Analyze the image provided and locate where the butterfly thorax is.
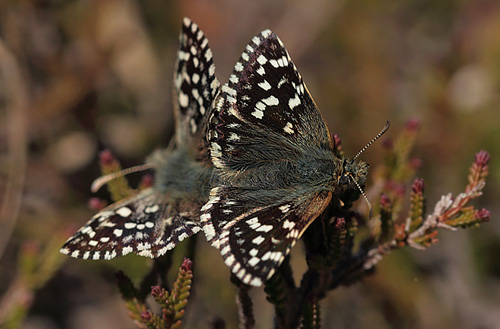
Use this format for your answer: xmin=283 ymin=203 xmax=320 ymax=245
xmin=148 ymin=147 xmax=213 ymax=202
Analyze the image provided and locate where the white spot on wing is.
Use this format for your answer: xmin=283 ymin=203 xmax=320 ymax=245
xmin=256 ymin=224 xmax=273 ymax=232
xmin=81 ymin=226 xmax=92 ymax=234
xmin=225 ymin=254 xmax=235 ymax=266
xmin=283 ymin=220 xmax=295 ymax=229
xmin=192 ymin=73 xmax=200 ymax=84
xmin=277 ymin=76 xmax=287 ymax=88
xmin=124 ymin=222 xmax=136 ymax=229
xmin=250 ymin=277 xmax=262 ymax=286
xmin=116 ymin=207 xmax=132 ymax=217
xmin=179 ymin=92 xmax=189 ymax=108
xmin=279 ymin=204 xmax=291 ymax=213
xmin=235 ymin=62 xmax=244 ymax=72
xmin=246 ymin=217 xmax=261 ymax=230
xmin=190 ymin=118 xmax=197 ymax=133
xmin=178 ymin=50 xmax=190 ymax=61
xmin=252 ymin=108 xmax=264 ymax=119
xmin=122 ymin=246 xmax=133 ymax=255
xmin=243 ymin=273 xmax=252 ymax=284
xmin=228 ymin=133 xmax=240 ymax=141
xmin=252 ymin=235 xmax=265 ymax=245
xmin=258 ymin=80 xmax=272 ymax=91
xmin=145 ymin=205 xmax=159 ymax=214
xmin=190 ymin=22 xmax=198 ymax=34
xmin=205 ymin=48 xmax=213 ymax=61
xmin=248 ymin=257 xmax=260 ymax=266
xmin=288 ymin=93 xmax=301 ymax=110
xmin=261 ymin=29 xmax=272 ymax=38
xmin=263 ymin=95 xmax=279 ymax=106
xmin=257 ymin=55 xmax=268 ymax=65
xmin=269 ymin=59 xmax=279 ymax=68
xmin=208 ymin=62 xmax=215 ymax=75
xmin=201 ymin=38 xmax=208 ymax=49
xmin=284 ymin=122 xmax=294 ymax=134
xmin=221 ymin=245 xmax=231 ymax=256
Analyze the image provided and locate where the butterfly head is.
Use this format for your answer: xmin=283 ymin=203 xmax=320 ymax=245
xmin=331 ymin=157 xmax=371 ymax=215
xmin=334 ymin=121 xmax=390 ymax=214
xmin=338 ymin=158 xmax=369 ymax=188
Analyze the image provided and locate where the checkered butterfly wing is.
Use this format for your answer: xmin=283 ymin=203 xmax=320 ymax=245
xmin=202 ymin=30 xmax=335 ymax=286
xmin=174 ymin=17 xmax=220 ymax=161
xmin=60 ymin=190 xmax=202 ymax=259
xmin=61 ymin=18 xmax=218 ymax=260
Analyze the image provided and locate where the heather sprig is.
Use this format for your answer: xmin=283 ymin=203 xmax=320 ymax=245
xmin=98 ymin=149 xmax=134 ymax=201
xmin=117 ymin=258 xmax=193 ymax=329
xmin=363 ymin=149 xmax=490 ymax=269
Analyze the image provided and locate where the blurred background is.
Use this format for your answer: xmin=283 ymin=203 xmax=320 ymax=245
xmin=0 ymin=0 xmax=499 ymax=328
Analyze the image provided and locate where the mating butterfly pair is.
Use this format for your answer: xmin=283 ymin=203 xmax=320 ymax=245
xmin=61 ymin=18 xmax=382 ymax=287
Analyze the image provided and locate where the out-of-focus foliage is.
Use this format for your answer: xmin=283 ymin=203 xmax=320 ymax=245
xmin=0 ymin=0 xmax=498 ymax=328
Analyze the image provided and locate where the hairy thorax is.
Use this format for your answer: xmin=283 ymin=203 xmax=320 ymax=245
xmin=216 ymin=147 xmax=338 ymax=195
xmin=147 ymin=148 xmax=213 ymax=202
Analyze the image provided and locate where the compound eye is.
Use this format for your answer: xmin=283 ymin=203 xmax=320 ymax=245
xmin=339 ymin=174 xmax=350 ymax=185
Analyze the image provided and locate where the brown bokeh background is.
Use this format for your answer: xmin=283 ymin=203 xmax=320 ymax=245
xmin=1 ymin=1 xmax=499 ymax=328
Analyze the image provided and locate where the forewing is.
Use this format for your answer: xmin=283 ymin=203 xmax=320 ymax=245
xmin=202 ymin=187 xmax=332 ymax=286
xmin=60 ymin=188 xmax=201 ymax=260
xmin=207 ymin=29 xmax=332 ymax=171
xmin=174 ymin=17 xmax=220 ymax=155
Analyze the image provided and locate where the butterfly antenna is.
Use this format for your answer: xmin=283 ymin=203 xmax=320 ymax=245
xmin=352 ymin=121 xmax=390 ymax=161
xmin=350 ymin=175 xmax=373 ymax=218
xmin=91 ymin=163 xmax=153 ymax=193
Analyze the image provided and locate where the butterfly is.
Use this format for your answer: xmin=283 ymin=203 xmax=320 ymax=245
xmin=200 ymin=29 xmax=388 ymax=286
xmin=60 ymin=18 xmax=220 ymax=260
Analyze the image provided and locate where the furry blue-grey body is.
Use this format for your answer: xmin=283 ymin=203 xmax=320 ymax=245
xmin=149 ymin=147 xmax=213 ymax=202
xmin=212 ymin=145 xmax=342 ymax=208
